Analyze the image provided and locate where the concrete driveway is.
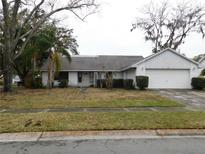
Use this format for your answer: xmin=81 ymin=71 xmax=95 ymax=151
xmin=158 ymin=89 xmax=205 ymax=110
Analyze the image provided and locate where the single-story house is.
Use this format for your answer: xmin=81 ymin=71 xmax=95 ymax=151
xmin=41 ymin=48 xmax=203 ymax=89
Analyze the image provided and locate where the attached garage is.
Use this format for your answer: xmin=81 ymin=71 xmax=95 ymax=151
xmin=130 ymin=48 xmax=201 ymax=89
xmin=146 ymin=69 xmax=190 ymax=89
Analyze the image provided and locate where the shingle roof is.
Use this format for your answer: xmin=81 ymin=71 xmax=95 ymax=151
xmin=41 ymin=55 xmax=144 ymax=71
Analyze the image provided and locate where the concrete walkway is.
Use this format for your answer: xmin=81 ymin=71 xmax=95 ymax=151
xmin=0 ymin=106 xmax=189 ymax=114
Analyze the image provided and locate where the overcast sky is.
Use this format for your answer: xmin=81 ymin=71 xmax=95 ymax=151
xmin=63 ymin=0 xmax=205 ymax=58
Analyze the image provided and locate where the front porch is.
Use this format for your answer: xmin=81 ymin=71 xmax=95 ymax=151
xmin=42 ymin=70 xmax=135 ymax=88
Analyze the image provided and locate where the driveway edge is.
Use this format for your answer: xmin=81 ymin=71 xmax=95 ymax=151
xmin=1 ymin=129 xmax=205 ymax=142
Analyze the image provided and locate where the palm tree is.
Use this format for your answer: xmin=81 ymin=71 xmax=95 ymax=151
xmin=44 ymin=25 xmax=78 ymax=89
xmin=47 ymin=47 xmax=71 ymax=89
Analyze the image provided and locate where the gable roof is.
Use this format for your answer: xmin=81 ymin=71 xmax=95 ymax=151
xmin=122 ymin=48 xmax=199 ymax=71
xmin=41 ymin=55 xmax=144 ymax=71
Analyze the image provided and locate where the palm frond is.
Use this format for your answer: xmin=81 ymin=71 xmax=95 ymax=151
xmin=59 ymin=48 xmax=71 ymax=62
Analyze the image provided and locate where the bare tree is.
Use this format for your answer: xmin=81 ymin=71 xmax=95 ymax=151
xmin=0 ymin=0 xmax=98 ymax=92
xmin=131 ymin=1 xmax=205 ymax=53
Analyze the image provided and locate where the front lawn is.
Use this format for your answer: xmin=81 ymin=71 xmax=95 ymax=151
xmin=0 ymin=111 xmax=205 ymax=133
xmin=0 ymin=88 xmax=182 ymax=109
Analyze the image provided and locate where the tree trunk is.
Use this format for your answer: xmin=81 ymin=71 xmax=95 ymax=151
xmin=3 ymin=40 xmax=13 ymax=92
xmin=3 ymin=56 xmax=13 ymax=92
xmin=47 ymin=55 xmax=53 ymax=89
xmin=2 ymin=16 xmax=13 ymax=92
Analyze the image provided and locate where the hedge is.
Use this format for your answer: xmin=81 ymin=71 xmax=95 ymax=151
xmin=113 ymin=79 xmax=124 ymax=88
xmin=96 ymin=79 xmax=106 ymax=88
xmin=59 ymin=79 xmax=68 ymax=88
xmin=96 ymin=79 xmax=134 ymax=89
xmin=201 ymin=69 xmax=205 ymax=76
xmin=32 ymin=77 xmax=43 ymax=89
xmin=191 ymin=77 xmax=205 ymax=90
xmin=136 ymin=76 xmax=149 ymax=90
xmin=123 ymin=79 xmax=134 ymax=89
xmin=0 ymin=79 xmax=3 ymax=86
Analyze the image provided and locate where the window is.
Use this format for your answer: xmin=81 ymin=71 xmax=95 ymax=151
xmin=89 ymin=72 xmax=94 ymax=84
xmin=54 ymin=72 xmax=68 ymax=81
xmin=78 ymin=72 xmax=82 ymax=83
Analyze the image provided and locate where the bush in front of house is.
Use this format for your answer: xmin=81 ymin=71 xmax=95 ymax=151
xmin=0 ymin=79 xmax=3 ymax=86
xmin=59 ymin=79 xmax=68 ymax=88
xmin=123 ymin=79 xmax=134 ymax=89
xmin=96 ymin=79 xmax=106 ymax=88
xmin=191 ymin=77 xmax=205 ymax=90
xmin=97 ymin=79 xmax=134 ymax=89
xmin=201 ymin=69 xmax=205 ymax=76
xmin=32 ymin=77 xmax=43 ymax=89
xmin=113 ymin=79 xmax=124 ymax=88
xmin=32 ymin=71 xmax=43 ymax=89
xmin=136 ymin=76 xmax=149 ymax=90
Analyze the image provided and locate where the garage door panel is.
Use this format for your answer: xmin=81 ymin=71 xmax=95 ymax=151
xmin=146 ymin=69 xmax=190 ymax=89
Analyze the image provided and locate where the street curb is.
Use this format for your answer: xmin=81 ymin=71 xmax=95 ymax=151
xmin=156 ymin=129 xmax=205 ymax=136
xmin=0 ymin=129 xmax=205 ymax=142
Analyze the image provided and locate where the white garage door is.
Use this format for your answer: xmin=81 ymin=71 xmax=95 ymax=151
xmin=146 ymin=69 xmax=190 ymax=89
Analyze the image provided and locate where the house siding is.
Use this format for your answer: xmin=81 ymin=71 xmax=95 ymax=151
xmin=68 ymin=72 xmax=78 ymax=87
xmin=135 ymin=50 xmax=200 ymax=76
xmin=42 ymin=72 xmax=48 ymax=86
xmin=113 ymin=72 xmax=123 ymax=79
xmin=134 ymin=50 xmax=197 ymax=69
xmin=123 ymin=69 xmax=136 ymax=86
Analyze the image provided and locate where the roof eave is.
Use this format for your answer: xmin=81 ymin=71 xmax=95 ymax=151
xmin=41 ymin=69 xmax=122 ymax=72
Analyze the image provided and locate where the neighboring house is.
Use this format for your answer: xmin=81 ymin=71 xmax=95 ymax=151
xmin=12 ymin=75 xmax=21 ymax=84
xmin=41 ymin=48 xmax=201 ymax=89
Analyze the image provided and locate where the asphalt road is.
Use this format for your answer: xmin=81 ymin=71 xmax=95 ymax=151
xmin=0 ymin=136 xmax=205 ymax=154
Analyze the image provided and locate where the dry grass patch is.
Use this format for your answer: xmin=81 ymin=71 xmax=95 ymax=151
xmin=0 ymin=88 xmax=182 ymax=109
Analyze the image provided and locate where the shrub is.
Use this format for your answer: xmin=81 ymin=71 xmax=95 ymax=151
xmin=113 ymin=79 xmax=124 ymax=88
xmin=96 ymin=79 xmax=106 ymax=88
xmin=191 ymin=77 xmax=205 ymax=90
xmin=24 ymin=73 xmax=33 ymax=88
xmin=97 ymin=79 xmax=133 ymax=89
xmin=201 ymin=69 xmax=205 ymax=76
xmin=123 ymin=79 xmax=134 ymax=89
xmin=32 ymin=72 xmax=43 ymax=89
xmin=136 ymin=76 xmax=149 ymax=90
xmin=59 ymin=79 xmax=68 ymax=88
xmin=32 ymin=77 xmax=43 ymax=89
xmin=0 ymin=79 xmax=3 ymax=86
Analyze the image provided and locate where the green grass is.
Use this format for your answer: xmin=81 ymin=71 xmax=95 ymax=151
xmin=0 ymin=88 xmax=182 ymax=109
xmin=0 ymin=111 xmax=205 ymax=133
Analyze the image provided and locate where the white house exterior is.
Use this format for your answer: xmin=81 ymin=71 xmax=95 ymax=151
xmin=41 ymin=48 xmax=202 ymax=89
xmin=125 ymin=48 xmax=200 ymax=89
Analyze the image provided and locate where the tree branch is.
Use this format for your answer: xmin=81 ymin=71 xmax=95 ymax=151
xmin=14 ymin=0 xmax=98 ymax=59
